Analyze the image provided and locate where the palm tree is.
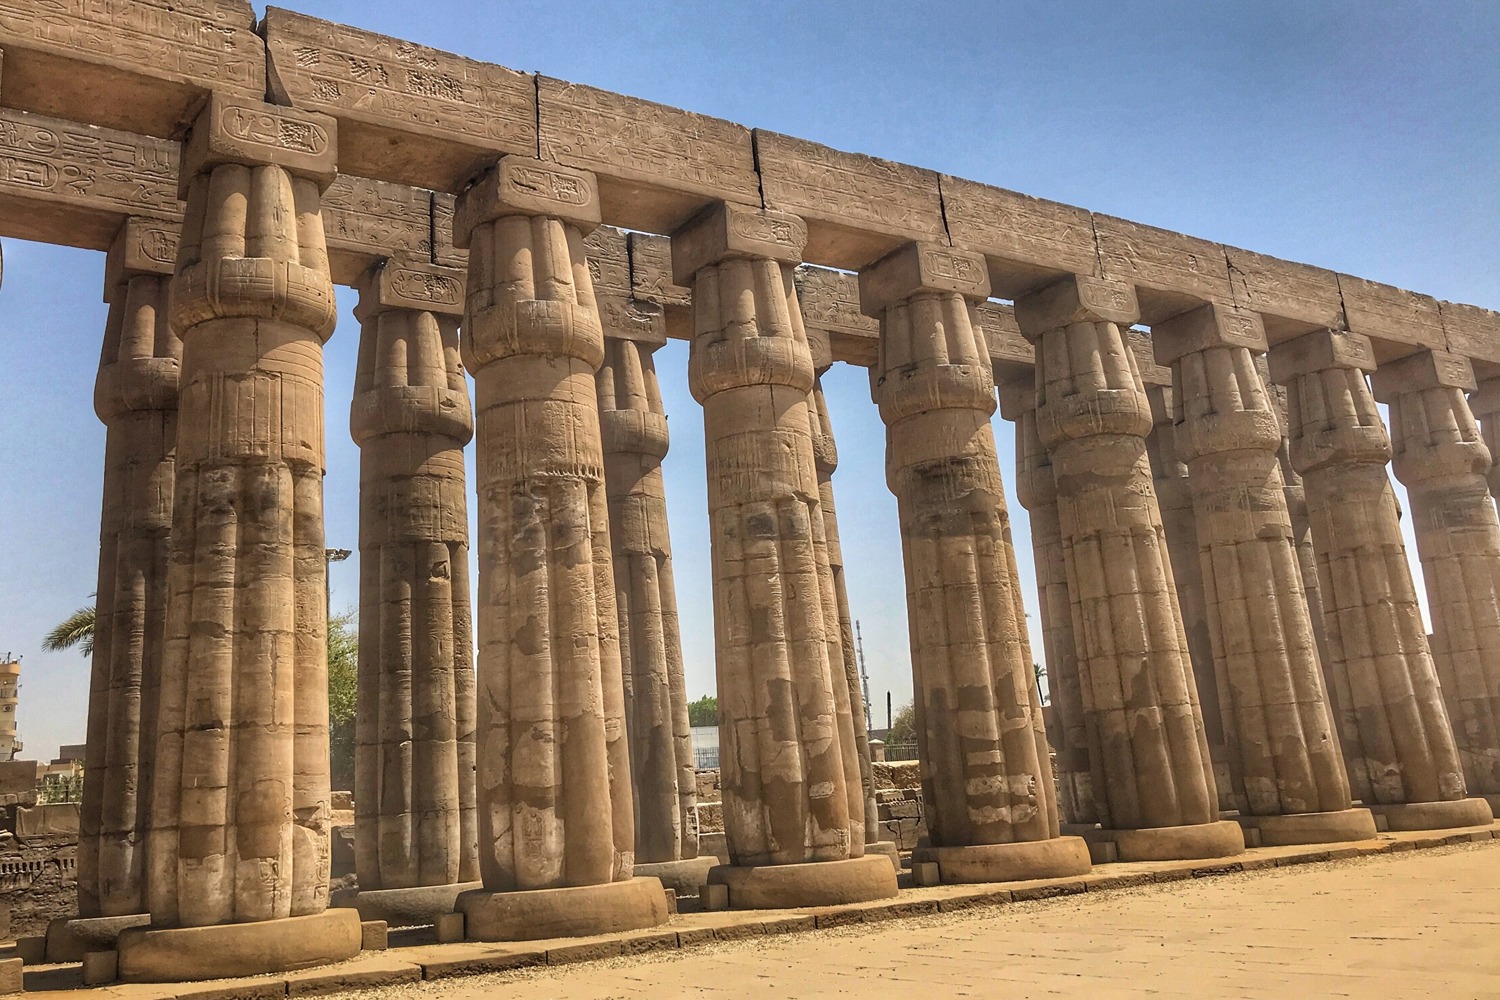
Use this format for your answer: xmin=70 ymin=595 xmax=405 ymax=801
xmin=43 ymin=600 xmax=96 ymax=658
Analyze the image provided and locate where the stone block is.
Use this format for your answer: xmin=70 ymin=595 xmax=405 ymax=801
xmin=857 ymin=242 xmax=990 ymax=316
xmin=1338 ymin=273 xmax=1445 ymax=355
xmin=795 ymin=265 xmax=879 ymax=368
xmin=14 ymin=802 xmax=78 ymax=839
xmin=285 ymin=955 xmax=423 ymax=996
xmin=0 ymin=762 xmax=36 ymax=798
xmin=633 ymin=856 xmax=717 ymax=898
xmin=103 ymin=217 xmax=179 ymax=299
xmin=629 ymin=233 xmax=692 ymax=310
xmin=453 ymin=157 xmax=600 ymax=247
xmin=978 ymin=301 xmax=1034 ymax=371
xmin=457 ymin=878 xmax=669 ymax=943
xmin=0 ymin=957 xmax=19 ymax=996
xmin=1224 ymin=245 xmax=1344 ymax=338
xmin=323 ymin=176 xmax=438 ymax=286
xmin=1440 ymin=300 xmax=1500 ymax=366
xmin=940 ymin=175 xmax=1099 ymax=299
xmin=45 ymin=913 xmax=150 ymax=962
xmin=538 ymin=76 xmax=758 ymax=234
xmin=755 ymin=129 xmax=945 ymax=269
xmin=369 ymin=259 xmax=466 ymax=316
xmin=547 ymin=939 xmax=623 ymax=964
xmin=1267 ymin=328 xmax=1376 ymax=383
xmin=13 ymin=937 xmax=43 ymax=965
xmin=1151 ymin=301 xmax=1268 ymax=367
xmin=670 ymin=202 xmax=807 ymax=285
xmin=179 ymin=94 xmax=339 ymax=198
xmin=263 ymin=6 xmax=536 ymax=191
xmin=1094 ymin=214 xmax=1232 ymax=323
xmin=433 ymin=912 xmax=464 ymax=944
xmin=700 ymin=883 xmax=729 ymax=911
xmin=1370 ymin=349 xmax=1476 ymax=401
xmin=360 ymin=920 xmax=387 ymax=951
xmin=116 ymin=909 xmax=363 ymax=984
xmin=81 ymin=949 xmax=117 ymax=986
xmin=912 ymin=861 xmax=940 ymax=887
xmin=1014 ymin=275 xmax=1139 ymax=338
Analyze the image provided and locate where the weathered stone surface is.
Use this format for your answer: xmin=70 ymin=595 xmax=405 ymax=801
xmin=457 ymin=878 xmax=668 ymax=943
xmin=1373 ymin=350 xmax=1500 ymax=800
xmin=148 ymin=97 xmax=338 ymax=928
xmin=330 ymin=881 xmax=481 ymax=928
xmin=1269 ymin=329 xmax=1469 ymax=810
xmin=538 ymin=76 xmax=757 ymax=234
xmin=1441 ymin=300 xmax=1500 ymax=366
xmin=1110 ymin=820 xmax=1246 ymax=863
xmin=1224 ymin=245 xmax=1344 ymax=340
xmin=1245 ymin=808 xmax=1377 ymax=847
xmin=178 ymin=93 xmax=337 ymax=199
xmin=263 ymin=6 xmax=536 ymax=191
xmin=1338 ymin=274 xmax=1445 ymax=357
xmin=796 ymin=266 xmax=879 ymax=367
xmin=44 ymin=913 xmax=150 ymax=963
xmin=670 ymin=200 xmax=805 ymax=286
xmin=322 ymin=176 xmax=437 ymax=285
xmin=0 ymin=0 xmax=264 ymax=138
xmin=117 ymin=909 xmax=362 ymax=983
xmin=754 ymin=130 xmax=944 ymax=270
xmin=706 ymin=855 xmax=897 ymax=910
xmin=1094 ymin=215 xmax=1232 ymax=324
xmin=940 ymin=176 xmax=1098 ymax=299
xmin=453 ymin=156 xmax=600 ymax=247
xmin=351 ymin=258 xmax=478 ymax=895
xmin=912 ymin=837 xmax=1091 ymax=885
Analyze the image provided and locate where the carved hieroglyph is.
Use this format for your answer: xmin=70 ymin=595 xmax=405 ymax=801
xmin=350 ymin=258 xmax=478 ymax=891
xmin=147 ymin=97 xmax=339 ymax=926
xmin=864 ymin=242 xmax=1059 ymax=848
xmin=1269 ymin=329 xmax=1468 ymax=807
xmin=80 ymin=217 xmax=181 ymax=919
xmin=1154 ymin=304 xmax=1352 ymax=819
xmin=1375 ymin=351 xmax=1500 ymax=801
xmin=1014 ymin=275 xmax=1220 ymax=832
xmin=597 ymin=322 xmax=699 ymax=865
xmin=672 ymin=201 xmax=864 ymax=866
xmin=457 ymin=157 xmax=635 ymax=889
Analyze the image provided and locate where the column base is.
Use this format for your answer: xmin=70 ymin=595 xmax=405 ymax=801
xmin=45 ymin=913 xmax=151 ymax=962
xmin=708 ymin=854 xmax=900 ymax=910
xmin=1237 ymin=808 xmax=1378 ymax=847
xmin=1367 ymin=797 xmax=1494 ymax=832
xmin=1103 ymin=820 xmax=1246 ymax=863
xmin=633 ymin=857 xmax=717 ymax=897
xmin=863 ymin=840 xmax=903 ymax=871
xmin=1480 ymin=793 xmax=1500 ymax=816
xmin=116 ymin=909 xmax=362 ymax=983
xmin=912 ymin=836 xmax=1091 ymax=885
xmin=330 ymin=881 xmax=483 ymax=927
xmin=457 ymin=877 xmax=669 ymax=943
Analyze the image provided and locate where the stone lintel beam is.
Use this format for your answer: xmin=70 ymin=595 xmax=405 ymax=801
xmin=670 ymin=202 xmax=807 ymax=287
xmin=1370 ymin=349 xmax=1477 ymax=403
xmin=856 ymin=241 xmax=990 ymax=317
xmin=1267 ymin=328 xmax=1377 ymax=385
xmin=1442 ymin=301 xmax=1500 ymax=369
xmin=1151 ymin=302 xmax=1268 ymax=369
xmin=1014 ymin=275 xmax=1140 ymax=342
xmin=178 ymin=94 xmax=339 ymax=200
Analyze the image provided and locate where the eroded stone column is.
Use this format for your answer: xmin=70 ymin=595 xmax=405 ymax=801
xmin=1268 ymin=329 xmax=1491 ymax=831
xmin=341 ymin=258 xmax=480 ymax=924
xmin=79 ymin=219 xmax=180 ymax=926
xmin=1373 ymin=350 xmax=1500 ymax=811
xmin=997 ymin=379 xmax=1097 ymax=825
xmin=128 ymin=97 xmax=361 ymax=983
xmin=862 ymin=243 xmax=1088 ymax=883
xmin=1471 ymin=376 xmax=1500 ymax=518
xmin=1013 ymin=275 xmax=1243 ymax=862
xmin=454 ymin=157 xmax=667 ymax=940
xmin=670 ymin=202 xmax=897 ymax=907
xmin=596 ymin=311 xmax=711 ymax=893
xmin=1154 ymin=304 xmax=1372 ymax=845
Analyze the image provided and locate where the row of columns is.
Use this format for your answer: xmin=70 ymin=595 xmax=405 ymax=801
xmin=69 ymin=93 xmax=1500 ymax=980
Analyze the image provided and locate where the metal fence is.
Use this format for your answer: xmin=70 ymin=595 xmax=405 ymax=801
xmin=882 ymin=741 xmax=919 ymax=762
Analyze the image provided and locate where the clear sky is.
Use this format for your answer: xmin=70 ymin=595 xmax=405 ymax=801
xmin=1 ymin=0 xmax=1496 ymax=761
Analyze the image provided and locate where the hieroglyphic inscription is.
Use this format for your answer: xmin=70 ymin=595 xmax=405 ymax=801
xmin=1224 ymin=245 xmax=1343 ymax=335
xmin=585 ymin=226 xmax=664 ymax=345
xmin=1440 ymin=301 xmax=1500 ymax=367
xmin=322 ymin=174 xmax=436 ymax=284
xmin=104 ymin=215 xmax=179 ymax=297
xmin=627 ymin=233 xmax=689 ymax=309
xmin=182 ymin=96 xmax=337 ymax=195
xmin=585 ymin=226 xmax=632 ymax=300
xmin=1095 ymin=215 xmax=1232 ymax=316
xmin=976 ymin=301 xmax=1032 ymax=370
xmin=1337 ymin=274 xmax=1445 ymax=350
xmin=376 ymin=259 xmax=464 ymax=315
xmin=796 ymin=265 xmax=877 ymax=368
xmin=941 ymin=176 xmax=1097 ymax=297
xmin=1127 ymin=327 xmax=1172 ymax=387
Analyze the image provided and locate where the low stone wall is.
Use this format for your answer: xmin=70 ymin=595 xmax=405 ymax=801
xmin=694 ymin=765 xmax=930 ymax=852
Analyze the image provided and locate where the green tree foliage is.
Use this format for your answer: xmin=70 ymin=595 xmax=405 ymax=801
xmin=327 ymin=609 xmax=358 ymax=791
xmin=42 ymin=602 xmax=96 ymax=658
xmin=887 ymin=700 xmax=917 ymax=744
xmin=687 ymin=694 xmax=718 ymax=727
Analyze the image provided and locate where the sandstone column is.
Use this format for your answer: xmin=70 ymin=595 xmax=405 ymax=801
xmin=453 ymin=157 xmax=667 ymax=940
xmin=1268 ymin=328 xmax=1491 ymax=830
xmin=670 ymin=201 xmax=898 ymax=908
xmin=996 ymin=380 xmax=1097 ymax=825
xmin=340 ymin=258 xmax=480 ymax=926
xmin=79 ymin=219 xmax=180 ymax=926
xmin=862 ymin=243 xmax=1089 ymax=883
xmin=596 ymin=311 xmax=713 ymax=895
xmin=1154 ymin=304 xmax=1374 ymax=845
xmin=125 ymin=97 xmax=361 ymax=983
xmin=1013 ymin=275 xmax=1243 ymax=862
xmin=1470 ymin=376 xmax=1500 ymax=520
xmin=1373 ymin=349 xmax=1500 ymax=812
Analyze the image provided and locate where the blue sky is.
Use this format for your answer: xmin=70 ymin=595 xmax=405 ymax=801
xmin=1 ymin=0 xmax=1496 ymax=760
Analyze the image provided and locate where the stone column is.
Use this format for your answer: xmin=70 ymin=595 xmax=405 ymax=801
xmin=453 ymin=157 xmax=668 ymax=941
xmin=670 ymin=201 xmax=898 ymax=908
xmin=1013 ymin=275 xmax=1243 ymax=862
xmin=997 ymin=380 xmax=1097 ymax=825
xmin=125 ymin=97 xmax=361 ymax=984
xmin=596 ymin=312 xmax=713 ymax=895
xmin=1154 ymin=304 xmax=1373 ymax=845
xmin=1470 ymin=376 xmax=1500 ymax=518
xmin=1268 ymin=329 xmax=1491 ymax=830
xmin=339 ymin=258 xmax=480 ymax=926
xmin=1373 ymin=349 xmax=1500 ymax=812
xmin=1144 ymin=383 xmax=1236 ymax=813
xmin=78 ymin=219 xmax=180 ymax=927
xmin=862 ymin=243 xmax=1089 ymax=883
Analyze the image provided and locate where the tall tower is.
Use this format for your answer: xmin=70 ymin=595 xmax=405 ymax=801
xmin=0 ymin=656 xmax=21 ymax=761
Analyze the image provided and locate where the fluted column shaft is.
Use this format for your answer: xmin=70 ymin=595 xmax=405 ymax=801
xmin=147 ymin=99 xmax=338 ymax=927
xmin=672 ymin=202 xmax=862 ymax=866
xmin=457 ymin=158 xmax=633 ymax=890
xmin=1375 ymin=350 xmax=1500 ymax=800
xmin=863 ymin=243 xmax=1057 ymax=847
xmin=598 ymin=327 xmax=699 ymax=864
xmin=82 ymin=219 xmax=180 ymax=918
xmin=351 ymin=260 xmax=478 ymax=891
xmin=1269 ymin=329 xmax=1466 ymax=806
xmin=1156 ymin=304 xmax=1350 ymax=818
xmin=1015 ymin=276 xmax=1219 ymax=831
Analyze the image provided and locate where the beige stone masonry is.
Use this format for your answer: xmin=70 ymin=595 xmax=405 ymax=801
xmin=1336 ymin=275 xmax=1445 ymax=360
xmin=1224 ymin=245 xmax=1344 ymax=340
xmin=939 ymin=176 xmax=1098 ymax=300
xmin=1440 ymin=300 xmax=1500 ymax=367
xmin=350 ymin=257 xmax=479 ymax=893
xmin=1470 ymin=375 xmax=1500 ymax=509
xmin=1268 ymin=329 xmax=1473 ymax=813
xmin=1014 ymin=275 xmax=1226 ymax=841
xmin=1094 ymin=215 xmax=1233 ymax=324
xmin=1154 ymin=303 xmax=1355 ymax=823
xmin=81 ymin=217 xmax=181 ymax=920
xmin=865 ymin=241 xmax=1076 ymax=879
xmin=457 ymin=155 xmax=639 ymax=893
xmin=147 ymin=96 xmax=339 ymax=929
xmin=1372 ymin=350 xmax=1500 ymax=802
